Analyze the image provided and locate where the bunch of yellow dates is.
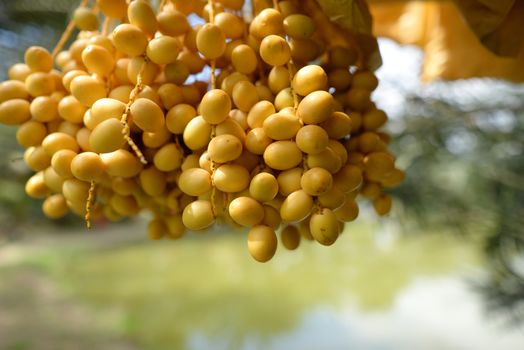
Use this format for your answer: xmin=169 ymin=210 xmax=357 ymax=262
xmin=0 ymin=0 xmax=404 ymax=262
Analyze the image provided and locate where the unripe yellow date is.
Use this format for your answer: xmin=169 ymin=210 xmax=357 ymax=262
xmin=247 ymin=225 xmax=277 ymax=262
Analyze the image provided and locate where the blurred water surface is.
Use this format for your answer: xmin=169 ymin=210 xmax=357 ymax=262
xmin=3 ymin=220 xmax=522 ymax=350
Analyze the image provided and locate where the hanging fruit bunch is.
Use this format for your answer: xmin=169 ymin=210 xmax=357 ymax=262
xmin=0 ymin=0 xmax=404 ymax=262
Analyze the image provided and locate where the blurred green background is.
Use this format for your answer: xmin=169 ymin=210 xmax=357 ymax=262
xmin=0 ymin=1 xmax=523 ymax=350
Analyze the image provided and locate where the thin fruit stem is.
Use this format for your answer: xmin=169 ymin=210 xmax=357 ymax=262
xmin=85 ymin=181 xmax=96 ymax=229
xmin=208 ymin=0 xmax=219 ymax=215
xmin=208 ymin=0 xmax=216 ymax=23
xmin=271 ymin=0 xmax=299 ymax=108
xmin=287 ymin=61 xmax=300 ymax=109
xmin=208 ymin=0 xmax=217 ymax=89
xmin=101 ymin=16 xmax=111 ymax=36
xmin=52 ymin=0 xmax=90 ymax=58
xmin=120 ymin=56 xmax=148 ymax=164
xmin=210 ymin=125 xmax=218 ymax=215
xmin=210 ymin=59 xmax=217 ymax=90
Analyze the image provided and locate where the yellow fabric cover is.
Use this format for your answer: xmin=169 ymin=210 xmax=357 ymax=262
xmin=369 ymin=0 xmax=524 ymax=81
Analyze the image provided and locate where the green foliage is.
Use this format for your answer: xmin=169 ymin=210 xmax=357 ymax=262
xmin=387 ymin=80 xmax=524 ymax=319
